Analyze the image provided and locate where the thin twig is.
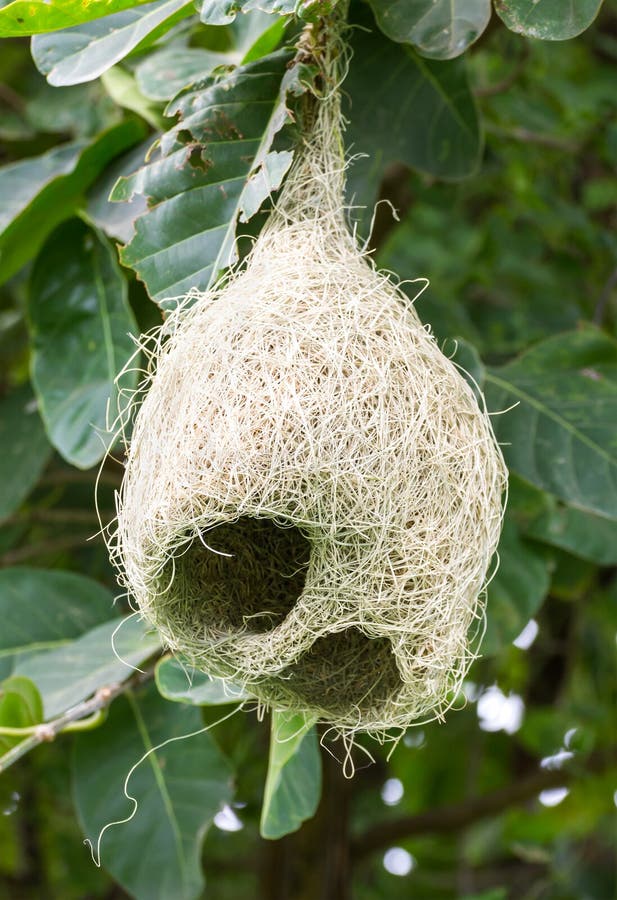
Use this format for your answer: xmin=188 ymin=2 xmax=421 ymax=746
xmin=0 ymin=670 xmax=154 ymax=773
xmin=351 ymin=758 xmax=605 ymax=860
xmin=485 ymin=124 xmax=579 ymax=153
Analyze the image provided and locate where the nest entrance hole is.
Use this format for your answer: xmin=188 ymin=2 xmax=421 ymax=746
xmin=170 ymin=517 xmax=311 ymax=636
xmin=275 ymin=627 xmax=404 ymax=718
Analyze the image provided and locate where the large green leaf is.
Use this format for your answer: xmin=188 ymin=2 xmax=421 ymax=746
xmin=368 ymin=0 xmax=491 ymax=59
xmin=0 ymin=120 xmax=144 ymax=284
xmin=0 ymin=676 xmax=43 ymax=755
xmin=101 ymin=66 xmax=166 ymax=130
xmin=155 ymin=656 xmax=248 ymax=705
xmin=112 ymin=49 xmax=296 ymax=305
xmin=485 ymin=329 xmax=617 ymax=521
xmin=260 ymin=710 xmax=321 ymax=840
xmin=345 ymin=7 xmax=482 ymax=215
xmin=0 ymin=385 xmax=52 ymax=522
xmin=199 ymin=0 xmax=295 ymax=26
xmin=481 ymin=520 xmax=550 ymax=655
xmin=0 ymin=567 xmax=114 ymax=658
xmin=31 ymin=0 xmax=193 ymax=87
xmin=14 ymin=615 xmax=161 ymax=718
xmin=526 ymin=502 xmax=617 ymax=567
xmin=494 ymin=0 xmax=604 ymax=40
xmin=0 ymin=0 xmax=164 ymax=36
xmin=135 ymin=46 xmax=231 ymax=101
xmin=28 ymin=219 xmax=138 ymax=469
xmin=73 ymin=684 xmax=233 ymax=900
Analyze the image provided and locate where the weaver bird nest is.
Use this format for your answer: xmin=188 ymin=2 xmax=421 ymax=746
xmin=111 ymin=23 xmax=507 ymax=737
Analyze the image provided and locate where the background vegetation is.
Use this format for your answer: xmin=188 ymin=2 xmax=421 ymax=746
xmin=0 ymin=1 xmax=615 ymax=898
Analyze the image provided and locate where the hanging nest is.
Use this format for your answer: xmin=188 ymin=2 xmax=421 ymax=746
xmin=111 ymin=18 xmax=507 ymax=737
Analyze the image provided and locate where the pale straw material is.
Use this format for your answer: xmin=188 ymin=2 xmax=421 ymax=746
xmin=110 ymin=21 xmax=507 ymax=737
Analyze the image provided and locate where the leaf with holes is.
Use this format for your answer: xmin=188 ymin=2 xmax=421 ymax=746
xmin=112 ymin=49 xmax=300 ymax=306
xmin=31 ymin=0 xmax=194 ymax=87
xmin=367 ymin=0 xmax=491 ymax=59
xmin=494 ymin=0 xmax=604 ymax=41
xmin=485 ymin=328 xmax=617 ymax=521
xmin=260 ymin=710 xmax=322 ymax=840
xmin=28 ymin=219 xmax=138 ymax=469
xmin=73 ymin=683 xmax=234 ymax=900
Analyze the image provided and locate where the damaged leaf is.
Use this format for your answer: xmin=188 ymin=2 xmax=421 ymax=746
xmin=111 ymin=49 xmax=306 ymax=306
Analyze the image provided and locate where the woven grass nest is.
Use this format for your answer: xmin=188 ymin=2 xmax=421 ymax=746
xmin=111 ymin=23 xmax=507 ymax=737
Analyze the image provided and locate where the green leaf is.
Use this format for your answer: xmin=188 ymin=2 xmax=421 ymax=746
xmin=135 ymin=46 xmax=231 ymax=100
xmin=0 ymin=120 xmax=144 ymax=284
xmin=239 ymin=12 xmax=287 ymax=62
xmin=494 ymin=0 xmax=604 ymax=41
xmin=31 ymin=0 xmax=194 ymax=87
xmin=0 ymin=676 xmax=42 ymax=725
xmin=485 ymin=328 xmax=617 ymax=521
xmin=24 ymin=81 xmax=119 ymax=139
xmin=73 ymin=684 xmax=233 ymax=900
xmin=101 ymin=66 xmax=166 ymax=129
xmin=0 ymin=386 xmax=52 ymax=522
xmin=481 ymin=520 xmax=550 ymax=655
xmin=367 ymin=0 xmax=491 ymax=60
xmin=199 ymin=0 xmax=295 ymax=26
xmin=345 ymin=7 xmax=482 ymax=215
xmin=14 ymin=615 xmax=161 ymax=718
xmin=155 ymin=656 xmax=248 ymax=705
xmin=28 ymin=219 xmax=138 ymax=469
xmin=113 ymin=49 xmax=296 ymax=305
xmin=0 ymin=675 xmax=43 ymax=728
xmin=526 ymin=502 xmax=617 ymax=566
xmin=0 ymin=0 xmax=158 ymax=36
xmin=0 ymin=675 xmax=43 ymax=754
xmin=260 ymin=710 xmax=321 ymax=840
xmin=0 ymin=567 xmax=114 ymax=658
xmin=85 ymin=139 xmax=152 ymax=243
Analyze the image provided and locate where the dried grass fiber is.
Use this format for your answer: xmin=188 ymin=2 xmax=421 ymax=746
xmin=111 ymin=22 xmax=507 ymax=736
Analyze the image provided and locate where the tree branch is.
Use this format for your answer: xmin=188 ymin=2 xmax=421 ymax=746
xmin=351 ymin=760 xmax=601 ymax=860
xmin=485 ymin=124 xmax=578 ymax=153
